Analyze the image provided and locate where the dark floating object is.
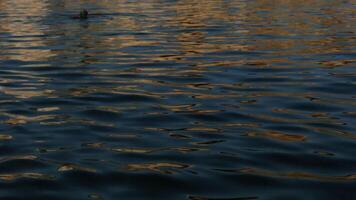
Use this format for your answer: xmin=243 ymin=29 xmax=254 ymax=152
xmin=80 ymin=9 xmax=88 ymax=19
xmin=70 ymin=9 xmax=117 ymax=20
xmin=72 ymin=9 xmax=89 ymax=19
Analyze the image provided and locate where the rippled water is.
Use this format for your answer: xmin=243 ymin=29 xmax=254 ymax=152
xmin=0 ymin=0 xmax=355 ymax=199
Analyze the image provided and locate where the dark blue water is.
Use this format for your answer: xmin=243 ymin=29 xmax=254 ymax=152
xmin=0 ymin=0 xmax=355 ymax=199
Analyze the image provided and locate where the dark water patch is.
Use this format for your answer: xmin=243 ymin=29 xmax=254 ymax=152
xmin=0 ymin=157 xmax=48 ymax=173
xmin=288 ymin=102 xmax=344 ymax=112
xmin=80 ymin=109 xmax=122 ymax=122
xmin=183 ymin=113 xmax=226 ymax=122
xmin=188 ymin=196 xmax=258 ymax=200
xmin=75 ymin=93 xmax=159 ymax=103
xmin=309 ymin=82 xmax=356 ymax=94
xmin=24 ymin=66 xmax=74 ymax=72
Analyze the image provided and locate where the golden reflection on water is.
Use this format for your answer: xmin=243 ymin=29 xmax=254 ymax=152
xmin=0 ymin=155 xmax=37 ymax=163
xmin=243 ymin=0 xmax=355 ymax=56
xmin=240 ymin=167 xmax=356 ymax=182
xmin=2 ymin=112 xmax=59 ymax=125
xmin=0 ymin=172 xmax=54 ymax=181
xmin=58 ymin=163 xmax=96 ymax=173
xmin=0 ymin=0 xmax=353 ymax=65
xmin=126 ymin=162 xmax=190 ymax=174
xmin=0 ymin=0 xmax=54 ymax=62
xmin=0 ymin=134 xmax=13 ymax=140
xmin=0 ymin=0 xmax=353 ymax=133
xmin=246 ymin=131 xmax=306 ymax=142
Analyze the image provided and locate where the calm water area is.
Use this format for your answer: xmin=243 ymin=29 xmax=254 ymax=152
xmin=0 ymin=0 xmax=355 ymax=199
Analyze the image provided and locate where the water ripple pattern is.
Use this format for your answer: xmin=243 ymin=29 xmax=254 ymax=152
xmin=0 ymin=0 xmax=355 ymax=199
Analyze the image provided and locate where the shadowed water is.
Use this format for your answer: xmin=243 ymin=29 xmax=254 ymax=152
xmin=0 ymin=0 xmax=355 ymax=199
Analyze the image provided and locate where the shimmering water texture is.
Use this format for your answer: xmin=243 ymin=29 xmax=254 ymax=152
xmin=0 ymin=0 xmax=355 ymax=199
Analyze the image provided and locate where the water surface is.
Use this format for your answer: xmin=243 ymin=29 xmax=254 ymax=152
xmin=0 ymin=0 xmax=355 ymax=199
